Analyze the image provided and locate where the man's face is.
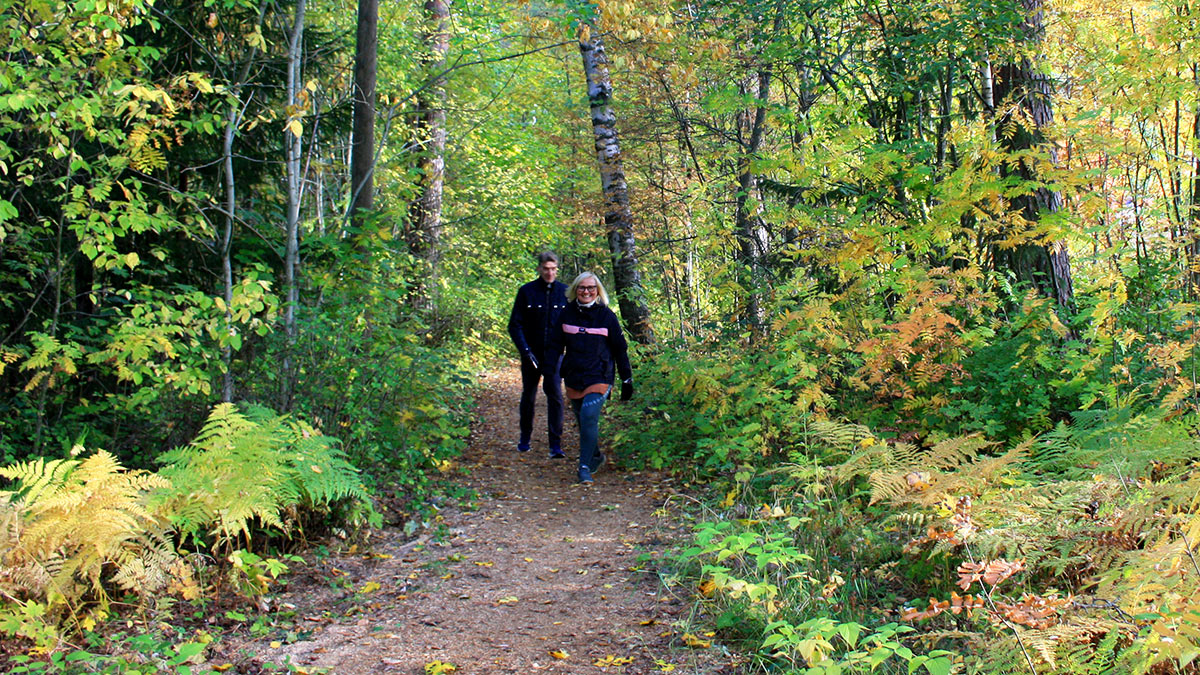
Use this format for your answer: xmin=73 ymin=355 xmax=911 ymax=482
xmin=538 ymin=261 xmax=558 ymax=283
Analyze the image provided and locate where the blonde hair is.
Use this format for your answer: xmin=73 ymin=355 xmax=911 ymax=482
xmin=567 ymin=271 xmax=609 ymax=306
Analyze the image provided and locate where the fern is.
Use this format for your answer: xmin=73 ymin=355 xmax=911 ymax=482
xmin=0 ymin=450 xmax=182 ymax=615
xmin=153 ymin=402 xmax=371 ymax=548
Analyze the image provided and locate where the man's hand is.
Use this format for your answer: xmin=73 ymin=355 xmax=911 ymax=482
xmin=524 ymin=352 xmax=540 ymax=371
xmin=620 ymin=378 xmax=633 ymax=401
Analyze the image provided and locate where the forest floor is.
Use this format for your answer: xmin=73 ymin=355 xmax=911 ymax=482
xmin=212 ymin=364 xmax=741 ymax=675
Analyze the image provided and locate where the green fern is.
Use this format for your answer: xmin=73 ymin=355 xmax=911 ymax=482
xmin=153 ymin=403 xmax=371 ymax=548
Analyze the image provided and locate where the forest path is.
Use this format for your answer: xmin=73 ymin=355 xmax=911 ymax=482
xmin=223 ymin=364 xmax=736 ymax=675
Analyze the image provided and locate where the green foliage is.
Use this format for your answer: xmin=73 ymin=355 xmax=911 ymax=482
xmin=154 ymin=402 xmax=375 ymax=547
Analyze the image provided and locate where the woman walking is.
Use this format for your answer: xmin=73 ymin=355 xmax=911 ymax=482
xmin=547 ymin=272 xmax=633 ymax=484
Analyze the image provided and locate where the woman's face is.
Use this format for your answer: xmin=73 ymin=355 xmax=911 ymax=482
xmin=538 ymin=261 xmax=559 ymax=283
xmin=575 ymin=279 xmax=600 ymax=303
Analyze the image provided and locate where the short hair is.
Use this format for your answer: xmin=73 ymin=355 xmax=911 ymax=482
xmin=567 ymin=271 xmax=609 ymax=306
xmin=537 ymin=251 xmax=559 ymax=265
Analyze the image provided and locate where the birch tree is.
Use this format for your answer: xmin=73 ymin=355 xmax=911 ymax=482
xmin=282 ymin=0 xmax=306 ymax=409
xmin=579 ymin=26 xmax=654 ymax=344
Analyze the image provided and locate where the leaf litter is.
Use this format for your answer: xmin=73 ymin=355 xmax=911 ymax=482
xmin=209 ymin=364 xmax=739 ymax=674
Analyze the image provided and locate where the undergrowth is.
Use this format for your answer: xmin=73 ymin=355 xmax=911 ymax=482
xmin=617 ymin=329 xmax=1200 ymax=674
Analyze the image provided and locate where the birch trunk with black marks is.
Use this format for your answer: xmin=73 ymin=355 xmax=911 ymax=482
xmin=735 ymin=68 xmax=771 ymax=335
xmin=579 ymin=28 xmax=654 ymax=344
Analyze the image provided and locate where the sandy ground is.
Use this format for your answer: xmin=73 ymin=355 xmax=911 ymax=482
xmin=215 ymin=365 xmax=740 ymax=675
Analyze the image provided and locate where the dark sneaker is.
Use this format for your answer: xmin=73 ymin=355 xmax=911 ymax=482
xmin=577 ymin=466 xmax=594 ymax=484
xmin=549 ymin=447 xmax=565 ymax=459
xmin=517 ymin=441 xmax=531 ymax=453
xmin=590 ymin=452 xmax=606 ymax=474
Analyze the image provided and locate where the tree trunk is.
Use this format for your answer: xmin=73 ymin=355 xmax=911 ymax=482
xmin=735 ymin=68 xmax=771 ymax=334
xmin=348 ymin=0 xmax=377 ymax=228
xmin=990 ymin=0 xmax=1075 ymax=312
xmin=221 ymin=103 xmax=238 ymax=403
xmin=579 ymin=28 xmax=654 ymax=344
xmin=282 ymin=0 xmax=306 ymax=410
xmin=407 ymin=0 xmax=450 ymax=306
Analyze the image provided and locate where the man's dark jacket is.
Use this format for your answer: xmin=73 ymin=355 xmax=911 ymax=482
xmin=507 ymin=278 xmax=568 ymax=362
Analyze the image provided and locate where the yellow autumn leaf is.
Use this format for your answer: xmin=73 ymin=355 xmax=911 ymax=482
xmin=474 ymin=561 xmax=494 ymax=567
xmin=698 ymin=579 xmax=717 ymax=597
xmin=270 ymin=641 xmax=282 ymax=649
xmin=496 ymin=596 xmax=519 ymax=604
xmin=655 ymin=660 xmax=676 ymax=672
xmin=425 ymin=661 xmax=457 ymax=674
xmin=212 ymin=666 xmax=235 ymax=673
xmin=719 ymin=489 xmax=737 ymax=508
xmin=286 ymin=119 xmax=303 ymax=138
xmin=549 ymin=649 xmax=570 ymax=659
xmin=594 ymin=655 xmax=635 ymax=667
xmin=310 ymin=464 xmax=322 ymax=473
xmin=359 ymin=581 xmax=381 ymax=593
xmin=682 ymin=633 xmax=711 ymax=649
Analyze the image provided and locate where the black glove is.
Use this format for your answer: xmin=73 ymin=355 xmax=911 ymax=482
xmin=524 ymin=351 xmax=540 ymax=371
xmin=620 ymin=378 xmax=633 ymax=401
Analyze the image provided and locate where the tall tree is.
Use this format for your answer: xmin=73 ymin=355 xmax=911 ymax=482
xmin=990 ymin=0 xmax=1075 ymax=311
xmin=579 ymin=26 xmax=654 ymax=344
xmin=282 ymin=0 xmax=307 ymax=410
xmin=348 ymin=0 xmax=378 ymax=228
xmin=407 ymin=0 xmax=451 ymax=304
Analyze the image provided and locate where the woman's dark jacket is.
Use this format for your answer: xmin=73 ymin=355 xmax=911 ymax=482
xmin=547 ymin=300 xmax=632 ymax=392
xmin=507 ymin=279 xmax=568 ymax=361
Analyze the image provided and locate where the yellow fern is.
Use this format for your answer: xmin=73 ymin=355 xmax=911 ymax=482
xmin=0 ymin=450 xmax=185 ymax=614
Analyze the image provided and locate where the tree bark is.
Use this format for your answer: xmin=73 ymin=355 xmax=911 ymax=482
xmin=282 ymin=0 xmax=306 ymax=410
xmin=579 ymin=28 xmax=654 ymax=344
xmin=735 ymin=68 xmax=772 ymax=334
xmin=990 ymin=0 xmax=1075 ymax=312
xmin=407 ymin=0 xmax=450 ymax=306
xmin=348 ymin=0 xmax=377 ymax=228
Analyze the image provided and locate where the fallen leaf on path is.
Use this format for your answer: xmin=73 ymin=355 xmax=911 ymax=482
xmin=682 ymin=633 xmax=711 ymax=649
xmin=549 ymin=649 xmax=570 ymax=659
xmin=654 ymin=659 xmax=676 ymax=672
xmin=496 ymin=596 xmax=519 ymax=604
xmin=211 ymin=666 xmax=234 ymax=672
xmin=359 ymin=581 xmax=381 ymax=593
xmin=425 ymin=661 xmax=457 ymax=674
xmin=639 ymin=619 xmax=656 ymax=625
xmin=474 ymin=561 xmax=494 ymax=567
xmin=698 ymin=580 xmax=716 ymax=597
xmin=594 ymin=655 xmax=635 ymax=667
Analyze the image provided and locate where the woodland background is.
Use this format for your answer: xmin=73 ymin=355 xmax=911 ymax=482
xmin=3 ymin=0 xmax=1200 ymax=671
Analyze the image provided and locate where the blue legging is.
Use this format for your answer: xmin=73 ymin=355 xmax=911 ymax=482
xmin=570 ymin=392 xmax=606 ymax=471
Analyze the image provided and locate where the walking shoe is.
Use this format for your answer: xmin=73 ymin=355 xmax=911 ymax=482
xmin=517 ymin=441 xmax=531 ymax=453
xmin=577 ymin=466 xmax=594 ymax=484
xmin=590 ymin=452 xmax=606 ymax=474
xmin=549 ymin=447 xmax=565 ymax=459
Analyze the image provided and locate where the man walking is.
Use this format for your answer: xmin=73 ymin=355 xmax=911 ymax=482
xmin=507 ymin=252 xmax=568 ymax=457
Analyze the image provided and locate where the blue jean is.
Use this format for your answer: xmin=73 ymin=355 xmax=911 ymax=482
xmin=519 ymin=354 xmax=563 ymax=448
xmin=570 ymin=392 xmax=606 ymax=471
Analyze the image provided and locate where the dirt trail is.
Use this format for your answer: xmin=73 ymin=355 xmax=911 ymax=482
xmin=223 ymin=365 xmax=737 ymax=675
